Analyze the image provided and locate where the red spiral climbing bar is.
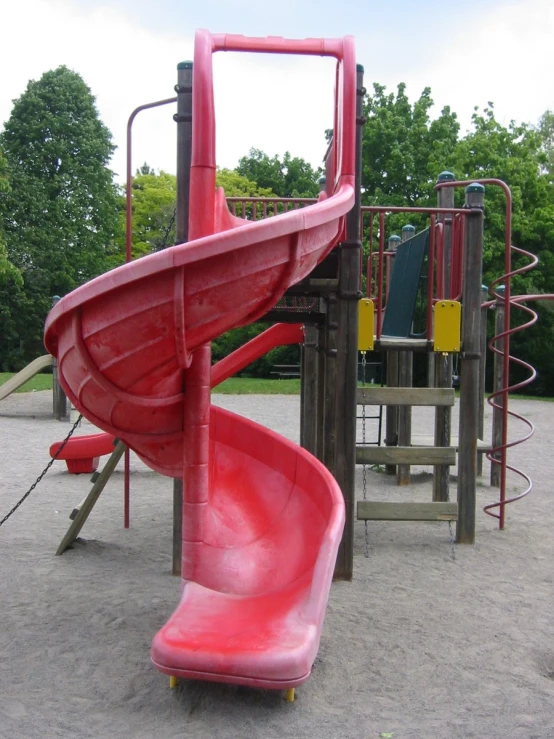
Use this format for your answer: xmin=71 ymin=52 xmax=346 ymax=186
xmin=435 ymin=177 xmax=554 ymax=528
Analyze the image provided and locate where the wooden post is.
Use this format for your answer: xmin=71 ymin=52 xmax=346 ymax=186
xmin=490 ymin=285 xmax=505 ymax=487
xmin=396 ymin=224 xmax=415 ymax=486
xmin=456 ymin=183 xmax=485 ymax=544
xmin=323 ymin=297 xmax=338 ymax=473
xmin=52 ymin=359 xmax=67 ymax=420
xmin=433 ymin=171 xmax=455 ymax=502
xmin=300 ymin=324 xmax=319 ymax=456
xmin=385 ymin=234 xmax=400 ymax=475
xmin=51 ymin=296 xmax=68 ymax=420
xmin=315 ymin=319 xmax=327 ymax=463
xmin=332 ymin=63 xmax=364 ymax=581
xmin=477 ymin=284 xmax=489 ymax=476
xmin=172 ymin=60 xmax=193 ymax=577
xmin=300 ymin=176 xmax=327 ymax=457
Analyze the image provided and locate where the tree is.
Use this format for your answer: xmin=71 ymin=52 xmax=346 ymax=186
xmin=113 ymin=167 xmax=276 ymax=265
xmin=537 ymin=110 xmax=554 ymax=176
xmin=236 ymin=149 xmax=322 ymax=197
xmin=361 ymin=83 xmax=460 ymax=208
xmin=454 ymin=106 xmax=554 ymax=395
xmin=116 ymin=169 xmax=177 ymax=263
xmin=0 ymin=66 xmax=119 ymax=365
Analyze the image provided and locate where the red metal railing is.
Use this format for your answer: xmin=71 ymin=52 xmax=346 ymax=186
xmin=361 ymin=205 xmax=470 ymax=339
xmin=226 ymin=197 xmax=315 ymax=219
xmin=125 ymin=95 xmax=177 ymax=529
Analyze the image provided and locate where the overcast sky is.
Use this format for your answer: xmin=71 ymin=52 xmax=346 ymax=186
xmin=2 ymin=0 xmax=553 ymax=181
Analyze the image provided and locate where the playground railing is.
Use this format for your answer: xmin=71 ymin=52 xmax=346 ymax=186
xmin=226 ymin=197 xmax=316 ymax=220
xmin=226 ymin=198 xmax=471 ymax=345
xmin=361 ymin=205 xmax=471 ymax=342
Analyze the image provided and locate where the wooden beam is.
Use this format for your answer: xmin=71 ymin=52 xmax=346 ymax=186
xmin=332 ymin=63 xmax=364 ymax=582
xmin=357 ymin=501 xmax=458 ymax=521
xmin=412 ymin=435 xmax=491 ymax=452
xmin=357 ymin=387 xmax=455 ymax=407
xmin=56 ymin=441 xmax=125 ymax=555
xmin=356 ymin=445 xmax=456 ymax=466
xmin=384 ymin=351 xmax=398 ymax=476
xmin=375 ymin=338 xmax=431 ymax=352
xmin=301 ymin=325 xmax=318 ymax=456
xmin=396 ymin=349 xmax=413 ymax=486
xmin=457 ymin=185 xmax=485 ymax=543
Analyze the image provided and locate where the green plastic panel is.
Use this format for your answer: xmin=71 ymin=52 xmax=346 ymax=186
xmin=382 ymin=228 xmax=429 ymax=338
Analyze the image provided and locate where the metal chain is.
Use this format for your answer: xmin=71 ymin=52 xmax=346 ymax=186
xmin=361 ymin=351 xmax=370 ymax=558
xmin=0 ymin=414 xmax=83 ymax=528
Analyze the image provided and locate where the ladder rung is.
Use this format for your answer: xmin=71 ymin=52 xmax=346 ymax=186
xmin=357 ymin=501 xmax=458 ymax=521
xmin=357 ymin=387 xmax=455 ymax=407
xmin=356 ymin=446 xmax=456 ymax=466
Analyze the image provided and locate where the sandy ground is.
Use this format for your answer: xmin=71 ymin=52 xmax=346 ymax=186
xmin=0 ymin=390 xmax=553 ymax=739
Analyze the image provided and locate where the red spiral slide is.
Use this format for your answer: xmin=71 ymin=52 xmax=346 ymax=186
xmin=49 ymin=322 xmax=304 ymax=473
xmin=45 ymin=30 xmax=354 ymax=693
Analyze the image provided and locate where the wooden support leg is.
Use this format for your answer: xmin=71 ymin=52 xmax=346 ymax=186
xmin=55 ymin=441 xmax=126 ymax=555
xmin=396 ymin=350 xmax=413 ymax=486
xmin=385 ymin=351 xmax=399 ymax=475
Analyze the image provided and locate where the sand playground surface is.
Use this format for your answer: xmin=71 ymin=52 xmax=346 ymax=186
xmin=0 ymin=390 xmax=553 ymax=739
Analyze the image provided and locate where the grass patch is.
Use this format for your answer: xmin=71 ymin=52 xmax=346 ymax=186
xmin=0 ymin=372 xmax=53 ymax=393
xmin=0 ymin=372 xmax=300 ymax=396
xmin=213 ymin=377 xmax=300 ymax=394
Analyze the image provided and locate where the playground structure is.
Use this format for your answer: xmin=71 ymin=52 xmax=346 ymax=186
xmin=40 ymin=27 xmax=547 ymax=701
xmin=45 ymin=30 xmax=358 ymax=700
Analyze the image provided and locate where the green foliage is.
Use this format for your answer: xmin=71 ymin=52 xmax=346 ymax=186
xmin=360 ymin=83 xmax=460 ymax=242
xmin=212 ymin=322 xmax=299 ymax=378
xmin=0 ymin=66 xmax=119 ymax=365
xmin=216 ymin=168 xmax=274 ymax=197
xmin=537 ymin=110 xmax=554 ymax=176
xmin=362 ymin=83 xmax=460 ymax=207
xmin=113 ymin=166 xmax=276 ymax=265
xmin=236 ymin=148 xmax=321 ymax=197
xmin=112 ymin=169 xmax=177 ymax=265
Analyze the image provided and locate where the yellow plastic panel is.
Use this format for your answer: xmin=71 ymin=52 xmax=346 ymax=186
xmin=358 ymin=298 xmax=374 ymax=351
xmin=434 ymin=300 xmax=461 ymax=353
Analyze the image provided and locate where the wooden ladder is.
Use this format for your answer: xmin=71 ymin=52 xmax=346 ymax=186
xmin=356 ymin=386 xmax=458 ymax=522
